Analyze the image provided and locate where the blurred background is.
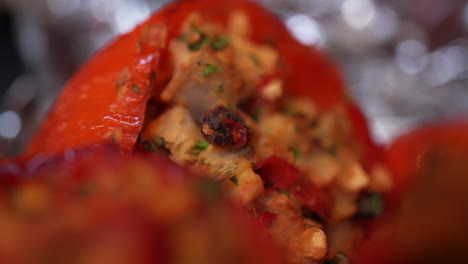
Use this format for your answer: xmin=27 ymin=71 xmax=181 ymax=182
xmin=0 ymin=0 xmax=467 ymax=156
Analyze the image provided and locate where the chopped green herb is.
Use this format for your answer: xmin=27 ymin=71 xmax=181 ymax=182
xmin=132 ymin=84 xmax=141 ymax=94
xmin=357 ymin=192 xmax=384 ymax=218
xmin=153 ymin=137 xmax=167 ymax=148
xmin=216 ymin=84 xmax=224 ymax=94
xmin=189 ymin=39 xmax=207 ymax=51
xmin=142 ymin=137 xmax=168 ymax=152
xmin=279 ymin=190 xmax=290 ymax=196
xmin=211 ymin=36 xmax=230 ymax=51
xmin=250 ymin=54 xmax=260 ymax=66
xmin=203 ymin=64 xmax=221 ymax=77
xmin=304 ymin=222 xmax=316 ymax=228
xmin=114 ymin=68 xmax=131 ymax=89
xmin=249 ymin=159 xmax=257 ymax=168
xmin=142 ymin=141 xmax=155 ymax=152
xmin=252 ymin=107 xmax=262 ymax=122
xmin=226 ymin=104 xmax=236 ymax=111
xmin=179 ymin=27 xmax=207 ymax=51
xmin=189 ymin=28 xmax=207 ymax=51
xmin=225 ymin=165 xmax=238 ymax=177
xmin=229 ymin=176 xmax=238 ymax=185
xmin=290 ymin=147 xmax=300 ymax=161
xmin=191 ymin=26 xmax=204 ymax=35
xmin=199 ymin=158 xmax=211 ymax=166
xmin=193 ymin=141 xmax=211 ymax=152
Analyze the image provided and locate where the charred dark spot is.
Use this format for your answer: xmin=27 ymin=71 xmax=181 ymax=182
xmin=201 ymin=105 xmax=249 ymax=148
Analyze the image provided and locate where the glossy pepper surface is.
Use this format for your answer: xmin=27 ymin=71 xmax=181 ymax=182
xmin=27 ymin=0 xmax=372 ymax=159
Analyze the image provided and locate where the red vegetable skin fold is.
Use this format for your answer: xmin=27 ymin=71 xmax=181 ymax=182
xmin=353 ymin=121 xmax=468 ymax=264
xmin=27 ymin=0 xmax=369 ymax=157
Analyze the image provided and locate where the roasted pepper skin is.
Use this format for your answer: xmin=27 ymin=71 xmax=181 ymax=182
xmin=353 ymin=121 xmax=468 ymax=264
xmin=26 ymin=4 xmax=173 ymax=155
xmin=27 ymin=0 xmax=362 ymax=156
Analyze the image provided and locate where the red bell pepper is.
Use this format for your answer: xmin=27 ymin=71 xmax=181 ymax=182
xmin=18 ymin=0 xmax=394 ymax=262
xmin=353 ymin=120 xmax=468 ymax=264
xmin=27 ymin=0 xmax=371 ymax=158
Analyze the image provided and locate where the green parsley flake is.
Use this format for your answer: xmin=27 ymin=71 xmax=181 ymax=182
xmin=217 ymin=84 xmax=224 ymax=94
xmin=194 ymin=141 xmax=211 ymax=152
xmin=203 ymin=64 xmax=221 ymax=77
xmin=189 ymin=39 xmax=207 ymax=51
xmin=290 ymin=147 xmax=300 ymax=161
xmin=142 ymin=140 xmax=153 ymax=151
xmin=132 ymin=84 xmax=141 ymax=95
xmin=229 ymin=176 xmax=238 ymax=185
xmin=211 ymin=37 xmax=230 ymax=51
xmin=188 ymin=27 xmax=207 ymax=51
xmin=153 ymin=137 xmax=168 ymax=148
xmin=250 ymin=54 xmax=261 ymax=66
xmin=142 ymin=137 xmax=168 ymax=152
xmin=279 ymin=190 xmax=290 ymax=196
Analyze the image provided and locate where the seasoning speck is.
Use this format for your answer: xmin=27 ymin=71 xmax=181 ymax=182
xmin=250 ymin=54 xmax=260 ymax=66
xmin=211 ymin=37 xmax=230 ymax=51
xmin=217 ymin=84 xmax=224 ymax=94
xmin=193 ymin=141 xmax=211 ymax=152
xmin=203 ymin=64 xmax=221 ymax=77
xmin=229 ymin=175 xmax=238 ymax=185
xmin=133 ymin=85 xmax=141 ymax=94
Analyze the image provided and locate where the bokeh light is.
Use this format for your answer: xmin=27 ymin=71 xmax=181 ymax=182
xmin=286 ymin=14 xmax=325 ymax=47
xmin=0 ymin=111 xmax=21 ymax=140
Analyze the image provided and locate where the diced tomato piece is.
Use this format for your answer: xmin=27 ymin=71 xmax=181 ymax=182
xmin=256 ymin=212 xmax=278 ymax=229
xmin=256 ymin=157 xmax=300 ymax=190
xmin=290 ymin=178 xmax=332 ymax=220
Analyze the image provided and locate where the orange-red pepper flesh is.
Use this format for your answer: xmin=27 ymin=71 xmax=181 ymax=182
xmin=353 ymin=121 xmax=468 ymax=264
xmin=27 ymin=0 xmax=355 ymax=157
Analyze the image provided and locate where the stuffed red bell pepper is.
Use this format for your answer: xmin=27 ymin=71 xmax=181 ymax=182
xmin=11 ymin=0 xmax=397 ymax=263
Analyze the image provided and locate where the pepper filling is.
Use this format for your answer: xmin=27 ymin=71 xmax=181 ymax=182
xmin=139 ymin=11 xmax=392 ymax=264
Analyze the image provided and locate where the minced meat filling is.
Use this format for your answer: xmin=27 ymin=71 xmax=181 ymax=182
xmin=139 ymin=11 xmax=392 ymax=264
